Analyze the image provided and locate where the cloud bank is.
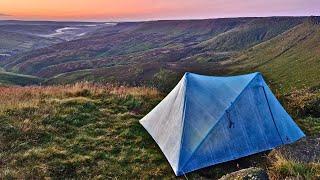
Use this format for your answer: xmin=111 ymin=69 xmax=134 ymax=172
xmin=0 ymin=13 xmax=11 ymax=16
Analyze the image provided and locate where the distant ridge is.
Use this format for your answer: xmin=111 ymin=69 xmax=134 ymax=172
xmin=0 ymin=16 xmax=319 ymax=93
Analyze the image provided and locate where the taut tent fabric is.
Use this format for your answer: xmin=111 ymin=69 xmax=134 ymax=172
xmin=140 ymin=72 xmax=305 ymax=176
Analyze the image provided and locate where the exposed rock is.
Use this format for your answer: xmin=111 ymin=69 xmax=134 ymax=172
xmin=275 ymin=137 xmax=320 ymax=163
xmin=219 ymin=167 xmax=268 ymax=180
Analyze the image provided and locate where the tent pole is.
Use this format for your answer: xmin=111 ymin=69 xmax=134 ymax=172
xmin=262 ymin=86 xmax=284 ymax=144
xmin=182 ymin=170 xmax=189 ymax=180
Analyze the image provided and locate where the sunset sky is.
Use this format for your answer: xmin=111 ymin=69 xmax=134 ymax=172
xmin=0 ymin=0 xmax=319 ymax=21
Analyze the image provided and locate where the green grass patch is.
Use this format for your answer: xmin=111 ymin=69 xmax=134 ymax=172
xmin=0 ymin=85 xmax=180 ymax=178
xmin=0 ymin=71 xmax=42 ymax=86
xmin=296 ymin=117 xmax=320 ymax=137
xmin=269 ymin=154 xmax=320 ymax=179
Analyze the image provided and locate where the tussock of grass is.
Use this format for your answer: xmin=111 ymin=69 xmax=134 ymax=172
xmin=296 ymin=117 xmax=320 ymax=136
xmin=281 ymin=87 xmax=320 ymax=137
xmin=269 ymin=152 xmax=320 ymax=179
xmin=283 ymin=88 xmax=320 ymax=117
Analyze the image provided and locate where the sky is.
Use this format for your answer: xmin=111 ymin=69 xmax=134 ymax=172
xmin=0 ymin=0 xmax=319 ymax=21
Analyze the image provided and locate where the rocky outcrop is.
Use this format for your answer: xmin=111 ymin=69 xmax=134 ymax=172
xmin=219 ymin=167 xmax=268 ymax=180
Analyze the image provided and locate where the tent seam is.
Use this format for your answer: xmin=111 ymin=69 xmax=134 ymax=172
xmin=261 ymin=83 xmax=284 ymax=144
xmin=180 ymin=72 xmax=260 ymax=171
xmin=177 ymin=74 xmax=188 ymax=173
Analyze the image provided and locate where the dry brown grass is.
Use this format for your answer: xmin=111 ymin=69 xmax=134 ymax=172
xmin=0 ymin=82 xmax=161 ymax=113
xmin=268 ymin=151 xmax=320 ymax=180
xmin=282 ymin=87 xmax=320 ymax=117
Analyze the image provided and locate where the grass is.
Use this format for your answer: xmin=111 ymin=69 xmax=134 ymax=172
xmin=151 ymin=69 xmax=180 ymax=93
xmin=296 ymin=117 xmax=320 ymax=136
xmin=266 ymin=86 xmax=320 ymax=179
xmin=0 ymin=84 xmax=319 ymax=179
xmin=3 ymin=83 xmax=244 ymax=179
xmin=269 ymin=152 xmax=320 ymax=179
xmin=280 ymin=87 xmax=320 ymax=137
xmin=0 ymin=71 xmax=42 ymax=86
xmin=0 ymin=83 xmax=174 ymax=179
xmin=233 ymin=22 xmax=320 ymax=94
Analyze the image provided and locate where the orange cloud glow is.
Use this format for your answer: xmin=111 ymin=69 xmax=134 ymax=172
xmin=0 ymin=0 xmax=319 ymax=21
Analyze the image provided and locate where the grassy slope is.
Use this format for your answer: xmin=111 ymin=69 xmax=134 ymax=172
xmin=0 ymin=84 xmax=319 ymax=179
xmin=41 ymin=17 xmax=304 ymax=85
xmin=0 ymin=84 xmax=172 ymax=178
xmin=0 ymin=21 xmax=106 ymax=56
xmin=232 ymin=22 xmax=320 ymax=93
xmin=197 ymin=17 xmax=302 ymax=51
xmin=1 ymin=19 xmax=240 ymax=75
xmin=0 ymin=30 xmax=61 ymax=55
xmin=0 ymin=70 xmax=42 ymax=86
xmin=1 ymin=17 xmax=305 ymax=81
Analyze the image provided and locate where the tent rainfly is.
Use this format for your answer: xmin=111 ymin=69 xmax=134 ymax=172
xmin=140 ymin=72 xmax=305 ymax=176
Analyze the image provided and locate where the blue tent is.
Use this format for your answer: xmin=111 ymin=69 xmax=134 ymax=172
xmin=140 ymin=72 xmax=305 ymax=176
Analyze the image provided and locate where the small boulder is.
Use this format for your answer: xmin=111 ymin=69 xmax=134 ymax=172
xmin=219 ymin=167 xmax=268 ymax=180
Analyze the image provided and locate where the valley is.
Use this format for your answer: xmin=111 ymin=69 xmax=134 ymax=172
xmin=1 ymin=16 xmax=319 ymax=95
xmin=0 ymin=16 xmax=319 ymax=179
xmin=0 ymin=20 xmax=114 ymax=57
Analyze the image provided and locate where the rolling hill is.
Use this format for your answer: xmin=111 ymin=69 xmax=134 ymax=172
xmin=0 ymin=29 xmax=60 ymax=56
xmin=0 ymin=68 xmax=42 ymax=86
xmin=230 ymin=18 xmax=320 ymax=93
xmin=1 ymin=17 xmax=307 ymax=84
xmin=0 ymin=16 xmax=319 ymax=94
xmin=0 ymin=20 xmax=112 ymax=58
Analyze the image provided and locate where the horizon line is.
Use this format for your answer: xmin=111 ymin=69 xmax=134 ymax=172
xmin=0 ymin=15 xmax=318 ymax=23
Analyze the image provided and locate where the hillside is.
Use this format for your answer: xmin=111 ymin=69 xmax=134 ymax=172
xmin=0 ymin=21 xmax=111 ymax=58
xmin=0 ymin=68 xmax=42 ymax=86
xmin=231 ymin=20 xmax=320 ymax=93
xmin=0 ymin=17 xmax=319 ymax=94
xmin=1 ymin=17 xmax=306 ymax=85
xmin=0 ymin=30 xmax=60 ymax=57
